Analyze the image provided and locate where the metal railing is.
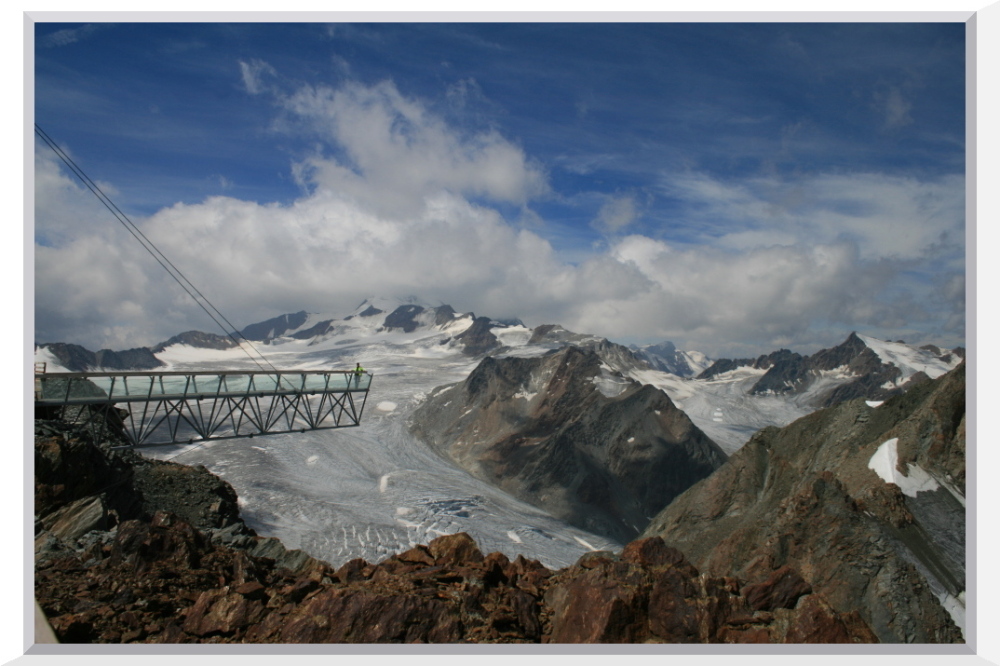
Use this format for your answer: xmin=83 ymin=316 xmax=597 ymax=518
xmin=34 ymin=369 xmax=372 ymax=448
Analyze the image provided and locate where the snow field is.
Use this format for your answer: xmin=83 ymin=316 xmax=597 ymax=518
xmin=867 ymin=438 xmax=941 ymax=497
xmin=858 ymin=334 xmax=961 ymax=382
xmin=629 ymin=367 xmax=811 ymax=455
xmin=142 ymin=330 xmax=621 ymax=570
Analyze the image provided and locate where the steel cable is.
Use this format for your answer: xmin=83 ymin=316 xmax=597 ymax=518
xmin=34 ymin=124 xmax=280 ymax=376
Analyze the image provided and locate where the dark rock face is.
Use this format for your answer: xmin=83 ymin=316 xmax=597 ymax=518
xmin=633 ymin=342 xmax=702 ymax=377
xmin=697 ymin=348 xmax=802 ymax=381
xmin=358 ymin=305 xmax=383 ymax=317
xmin=290 ymin=319 xmax=334 ymax=339
xmin=697 ymin=332 xmax=952 ymax=409
xmin=151 ymin=331 xmax=240 ymax=352
xmin=35 ymin=420 xmax=243 ymax=538
xmin=381 ymin=304 xmax=425 ymax=332
xmin=642 ymin=363 xmax=966 ymax=643
xmin=527 ymin=324 xmax=600 ymax=346
xmin=38 ymin=343 xmax=165 ymax=372
xmin=97 ymin=348 xmax=164 ymax=371
xmin=453 ymin=316 xmax=502 ymax=356
xmin=432 ymin=304 xmax=458 ymax=326
xmin=240 ymin=311 xmax=309 ymax=341
xmin=411 ymin=346 xmax=727 ymax=542
xmin=746 ymin=351 xmax=811 ymax=394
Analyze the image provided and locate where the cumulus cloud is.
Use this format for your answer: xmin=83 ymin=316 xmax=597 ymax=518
xmin=282 ymin=80 xmax=548 ymax=218
xmin=33 ymin=77 xmax=965 ymax=357
xmin=602 ymin=236 xmax=901 ymax=340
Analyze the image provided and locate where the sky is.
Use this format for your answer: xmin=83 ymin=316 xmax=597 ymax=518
xmin=32 ymin=20 xmax=968 ymax=358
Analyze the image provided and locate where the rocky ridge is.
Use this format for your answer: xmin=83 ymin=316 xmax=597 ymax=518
xmin=697 ymin=332 xmax=962 ymax=408
xmin=642 ymin=362 xmax=967 ymax=643
xmin=239 ymin=311 xmax=310 ymax=341
xmin=36 ymin=343 xmax=165 ymax=373
xmin=150 ymin=331 xmax=239 ymax=353
xmin=410 ymin=345 xmax=727 ymax=543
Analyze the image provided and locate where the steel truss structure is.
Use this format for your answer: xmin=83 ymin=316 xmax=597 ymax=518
xmin=34 ymin=369 xmax=372 ymax=448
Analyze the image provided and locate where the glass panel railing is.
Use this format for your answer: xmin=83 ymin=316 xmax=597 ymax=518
xmin=36 ymin=371 xmax=371 ymax=402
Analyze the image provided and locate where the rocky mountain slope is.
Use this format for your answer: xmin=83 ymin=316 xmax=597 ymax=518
xmin=410 ymin=345 xmax=727 ymax=543
xmin=150 ymin=331 xmax=239 ymax=353
xmin=641 ymin=362 xmax=966 ymax=643
xmin=34 ymin=417 xmax=876 ymax=644
xmin=697 ymin=332 xmax=963 ymax=408
xmin=35 ymin=343 xmax=165 ymax=373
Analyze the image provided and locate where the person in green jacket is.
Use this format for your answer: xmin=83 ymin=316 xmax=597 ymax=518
xmin=353 ymin=363 xmax=365 ymax=387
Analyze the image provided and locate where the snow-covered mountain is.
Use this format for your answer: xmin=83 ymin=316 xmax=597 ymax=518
xmin=411 ymin=346 xmax=727 ymax=542
xmin=631 ymin=341 xmax=712 ymax=378
xmin=33 ymin=298 xmax=964 ymax=568
xmin=696 ymin=332 xmax=963 ymax=407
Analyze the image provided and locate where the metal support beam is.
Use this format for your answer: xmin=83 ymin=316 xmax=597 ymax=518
xmin=34 ymin=369 xmax=372 ymax=448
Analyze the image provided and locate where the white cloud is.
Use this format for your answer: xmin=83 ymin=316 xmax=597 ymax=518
xmin=282 ymin=80 xmax=548 ymax=219
xmin=33 ymin=79 xmax=964 ymax=358
xmin=239 ymin=59 xmax=277 ymax=96
xmin=661 ymin=170 xmax=964 ymax=262
xmin=593 ymin=194 xmax=639 ymax=233
xmin=603 ymin=235 xmax=901 ymax=339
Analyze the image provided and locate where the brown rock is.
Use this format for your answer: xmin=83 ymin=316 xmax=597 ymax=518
xmin=235 ymin=581 xmax=267 ymax=600
xmin=41 ymin=495 xmax=109 ymax=541
xmin=277 ymin=588 xmax=461 ymax=643
xmin=621 ymin=537 xmax=692 ymax=572
xmin=646 ymin=566 xmax=702 ymax=642
xmin=481 ymin=552 xmax=510 ymax=589
xmin=396 ymin=544 xmax=435 ymax=566
xmin=428 ymin=532 xmax=484 ymax=566
xmin=742 ymin=565 xmax=812 ymax=611
xmin=287 ymin=578 xmax=320 ymax=603
xmin=183 ymin=589 xmax=266 ymax=637
xmin=545 ymin=567 xmax=648 ymax=643
xmin=783 ymin=594 xmax=855 ymax=643
xmin=720 ymin=626 xmax=775 ymax=643
xmin=334 ymin=558 xmax=372 ymax=584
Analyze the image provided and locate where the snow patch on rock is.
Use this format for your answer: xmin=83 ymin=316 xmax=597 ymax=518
xmin=868 ymin=438 xmax=940 ymax=497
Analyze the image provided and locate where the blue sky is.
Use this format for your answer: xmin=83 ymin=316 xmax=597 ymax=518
xmin=33 ymin=20 xmax=967 ymax=357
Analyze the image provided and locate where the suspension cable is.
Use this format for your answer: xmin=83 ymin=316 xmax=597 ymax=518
xmin=35 ymin=124 xmax=280 ymax=375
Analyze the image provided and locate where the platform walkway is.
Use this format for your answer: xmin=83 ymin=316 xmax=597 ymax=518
xmin=34 ymin=368 xmax=372 ymax=448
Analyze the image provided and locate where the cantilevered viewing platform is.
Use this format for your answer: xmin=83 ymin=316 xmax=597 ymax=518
xmin=34 ymin=368 xmax=372 ymax=448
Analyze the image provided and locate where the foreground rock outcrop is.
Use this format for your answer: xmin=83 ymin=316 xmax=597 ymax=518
xmin=35 ymin=420 xmax=242 ymax=538
xmin=642 ymin=363 xmax=966 ymax=643
xmin=36 ymin=515 xmax=875 ymax=644
xmin=34 ymin=416 xmax=876 ymax=644
xmin=411 ymin=346 xmax=727 ymax=542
